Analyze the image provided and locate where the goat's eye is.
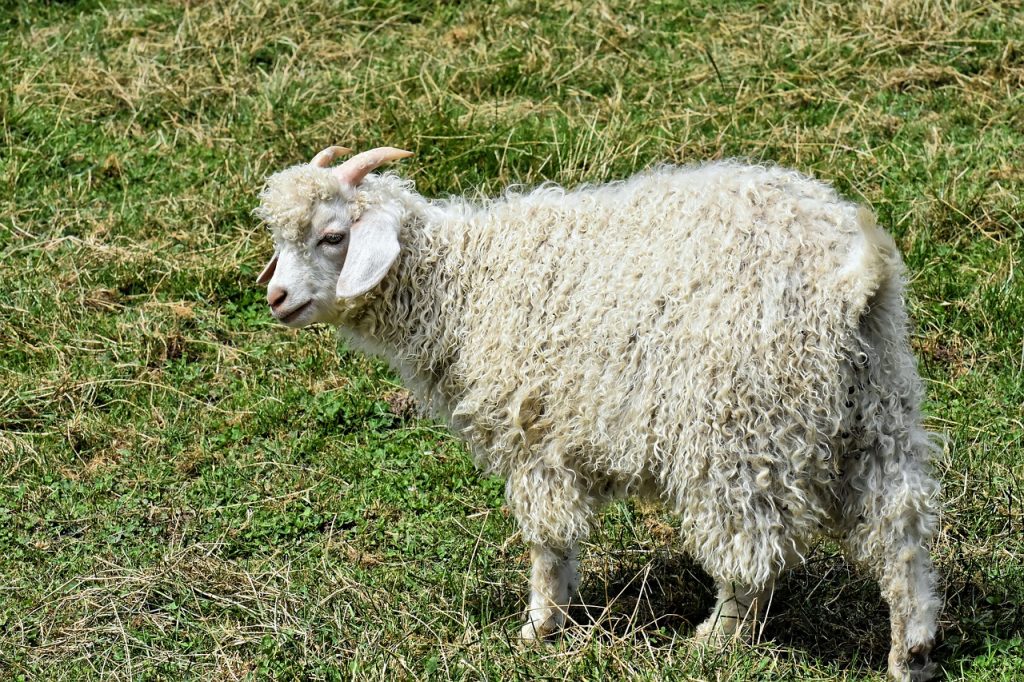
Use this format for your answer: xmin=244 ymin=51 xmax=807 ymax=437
xmin=321 ymin=232 xmax=346 ymax=245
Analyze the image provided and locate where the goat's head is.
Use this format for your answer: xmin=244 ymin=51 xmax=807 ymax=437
xmin=254 ymin=146 xmax=412 ymax=328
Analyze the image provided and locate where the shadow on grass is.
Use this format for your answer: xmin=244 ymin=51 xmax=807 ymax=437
xmin=568 ymin=549 xmax=714 ymax=641
xmin=768 ymin=555 xmax=890 ymax=671
xmin=559 ymin=547 xmax=1023 ymax=676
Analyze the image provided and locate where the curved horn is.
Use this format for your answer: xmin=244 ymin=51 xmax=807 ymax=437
xmin=309 ymin=146 xmax=353 ymax=168
xmin=332 ymin=147 xmax=413 ymax=186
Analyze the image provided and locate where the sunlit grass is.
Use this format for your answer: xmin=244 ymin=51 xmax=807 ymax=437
xmin=1 ymin=0 xmax=1022 ymax=679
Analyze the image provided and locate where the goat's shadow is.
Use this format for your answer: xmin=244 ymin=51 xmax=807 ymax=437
xmin=558 ymin=546 xmax=1023 ymax=676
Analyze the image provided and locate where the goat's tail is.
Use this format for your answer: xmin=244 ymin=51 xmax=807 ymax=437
xmin=839 ymin=206 xmax=904 ymax=327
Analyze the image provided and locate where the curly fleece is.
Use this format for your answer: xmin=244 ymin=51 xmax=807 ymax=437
xmin=258 ymin=160 xmax=941 ymax=679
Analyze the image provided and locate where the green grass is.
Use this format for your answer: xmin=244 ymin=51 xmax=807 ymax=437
xmin=1 ymin=0 xmax=1022 ymax=679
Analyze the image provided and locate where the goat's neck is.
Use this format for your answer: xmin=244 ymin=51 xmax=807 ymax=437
xmin=341 ymin=186 xmax=473 ymax=415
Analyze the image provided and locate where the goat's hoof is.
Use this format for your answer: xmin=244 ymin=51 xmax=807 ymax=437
xmin=691 ymin=621 xmax=720 ymax=647
xmin=520 ymin=619 xmax=561 ymax=641
xmin=692 ymin=617 xmax=748 ymax=648
xmin=691 ymin=623 xmax=730 ymax=649
xmin=908 ymin=643 xmax=936 ymax=681
xmin=889 ymin=643 xmax=936 ymax=682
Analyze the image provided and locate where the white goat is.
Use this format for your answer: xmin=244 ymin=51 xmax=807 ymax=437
xmin=254 ymin=146 xmax=942 ymax=681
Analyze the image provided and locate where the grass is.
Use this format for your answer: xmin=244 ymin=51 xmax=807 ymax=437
xmin=1 ymin=0 xmax=1022 ymax=679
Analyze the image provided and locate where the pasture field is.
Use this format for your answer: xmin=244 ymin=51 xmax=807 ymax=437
xmin=1 ymin=0 xmax=1022 ymax=679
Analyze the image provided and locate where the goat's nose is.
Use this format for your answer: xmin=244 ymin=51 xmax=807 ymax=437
xmin=267 ymin=285 xmax=288 ymax=309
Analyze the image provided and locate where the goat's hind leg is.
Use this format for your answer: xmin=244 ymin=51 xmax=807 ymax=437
xmin=879 ymin=538 xmax=939 ymax=681
xmin=841 ymin=436 xmax=941 ymax=681
xmin=841 ymin=258 xmax=942 ymax=680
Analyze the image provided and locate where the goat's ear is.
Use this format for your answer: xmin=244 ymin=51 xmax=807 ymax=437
xmin=256 ymin=254 xmax=278 ymax=285
xmin=336 ymin=210 xmax=400 ymax=299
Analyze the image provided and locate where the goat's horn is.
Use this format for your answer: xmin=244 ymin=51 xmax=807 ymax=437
xmin=332 ymin=147 xmax=413 ymax=186
xmin=309 ymin=146 xmax=353 ymax=168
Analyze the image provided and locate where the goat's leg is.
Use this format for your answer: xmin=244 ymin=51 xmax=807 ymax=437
xmin=837 ymin=279 xmax=942 ymax=681
xmin=520 ymin=543 xmax=579 ymax=640
xmin=507 ymin=463 xmax=591 ymax=640
xmin=878 ymin=541 xmax=940 ymax=681
xmin=840 ymin=438 xmax=940 ymax=680
xmin=694 ymin=579 xmax=773 ymax=645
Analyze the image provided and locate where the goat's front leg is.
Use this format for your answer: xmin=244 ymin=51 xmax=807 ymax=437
xmin=507 ymin=462 xmax=591 ymax=641
xmin=520 ymin=543 xmax=579 ymax=640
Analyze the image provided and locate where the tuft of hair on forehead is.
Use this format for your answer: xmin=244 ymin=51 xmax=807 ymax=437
xmin=254 ymin=164 xmax=348 ymax=241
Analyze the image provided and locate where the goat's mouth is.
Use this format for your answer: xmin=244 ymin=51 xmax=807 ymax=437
xmin=275 ymin=299 xmax=313 ymax=325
